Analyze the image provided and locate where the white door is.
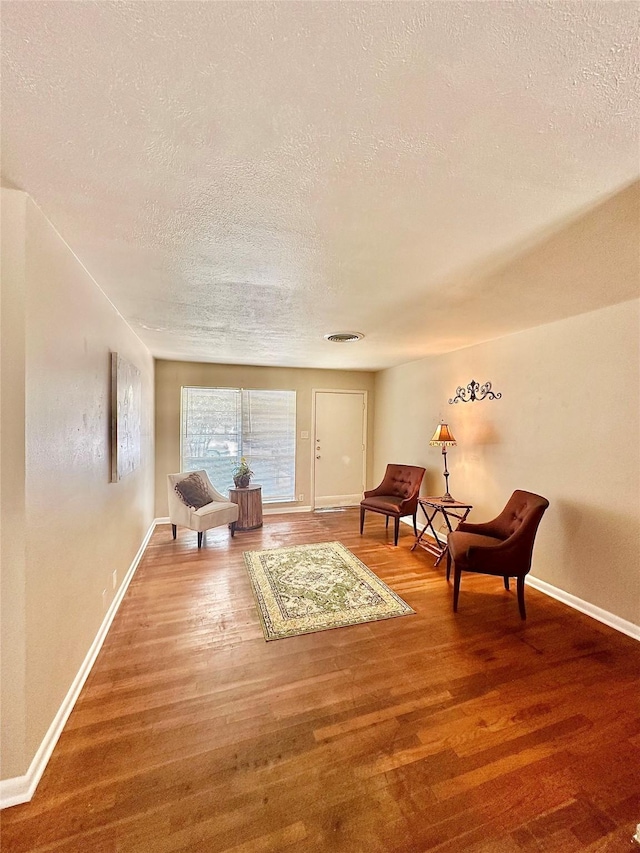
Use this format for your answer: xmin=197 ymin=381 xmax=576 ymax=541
xmin=313 ymin=390 xmax=367 ymax=509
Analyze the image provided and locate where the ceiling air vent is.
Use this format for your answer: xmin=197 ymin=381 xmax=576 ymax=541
xmin=324 ymin=332 xmax=364 ymax=343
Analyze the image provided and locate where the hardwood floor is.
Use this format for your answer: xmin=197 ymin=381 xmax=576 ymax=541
xmin=3 ymin=509 xmax=639 ymax=852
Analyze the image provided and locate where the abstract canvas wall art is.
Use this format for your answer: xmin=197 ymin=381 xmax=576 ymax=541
xmin=110 ymin=352 xmax=141 ymax=482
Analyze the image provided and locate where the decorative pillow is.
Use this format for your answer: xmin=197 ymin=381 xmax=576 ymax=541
xmin=174 ymin=473 xmax=213 ymax=509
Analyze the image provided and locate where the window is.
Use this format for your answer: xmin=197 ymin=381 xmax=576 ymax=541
xmin=181 ymin=387 xmax=296 ymax=503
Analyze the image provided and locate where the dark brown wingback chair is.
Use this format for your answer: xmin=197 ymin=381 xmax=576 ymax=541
xmin=360 ymin=464 xmax=426 ymax=546
xmin=446 ymin=490 xmax=549 ymax=619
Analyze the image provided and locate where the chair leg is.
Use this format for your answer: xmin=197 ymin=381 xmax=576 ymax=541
xmin=229 ymin=522 xmax=236 ymax=538
xmin=453 ymin=565 xmax=461 ymax=612
xmin=517 ymin=577 xmax=526 ymax=620
xmin=412 ymin=512 xmax=418 ymax=536
xmin=446 ymin=549 xmax=452 ymax=582
xmin=172 ymin=524 xmax=177 ymax=540
xmin=385 ymin=515 xmax=389 ymax=529
xmin=197 ymin=531 xmax=203 ymax=549
xmin=503 ymin=576 xmax=510 ymax=590
xmin=360 ymin=506 xmax=365 ymax=535
xmin=393 ymin=517 xmax=399 ymax=546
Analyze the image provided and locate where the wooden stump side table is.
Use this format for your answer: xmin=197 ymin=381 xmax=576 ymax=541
xmin=229 ymin=484 xmax=263 ymax=531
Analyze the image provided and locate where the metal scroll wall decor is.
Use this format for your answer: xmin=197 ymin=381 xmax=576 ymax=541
xmin=449 ymin=379 xmax=502 ymax=404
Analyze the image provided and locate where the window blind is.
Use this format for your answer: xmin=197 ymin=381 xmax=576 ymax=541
xmin=181 ymin=387 xmax=296 ymax=502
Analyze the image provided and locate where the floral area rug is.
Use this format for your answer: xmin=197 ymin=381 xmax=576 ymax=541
xmin=243 ymin=541 xmax=414 ymax=641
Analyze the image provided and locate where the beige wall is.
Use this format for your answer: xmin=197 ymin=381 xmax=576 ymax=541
xmin=155 ymin=360 xmax=376 ymax=516
xmin=1 ymin=190 xmax=155 ymax=780
xmin=374 ymin=299 xmax=640 ymax=626
xmin=1 ymin=190 xmax=28 ymax=779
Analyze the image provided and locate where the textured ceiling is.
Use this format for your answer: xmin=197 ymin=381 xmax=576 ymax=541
xmin=2 ymin=1 xmax=639 ymax=369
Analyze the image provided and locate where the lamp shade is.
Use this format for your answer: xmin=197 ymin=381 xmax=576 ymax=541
xmin=430 ymin=423 xmax=456 ymax=446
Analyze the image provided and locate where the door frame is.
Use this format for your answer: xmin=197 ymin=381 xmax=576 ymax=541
xmin=310 ymin=388 xmax=368 ymax=511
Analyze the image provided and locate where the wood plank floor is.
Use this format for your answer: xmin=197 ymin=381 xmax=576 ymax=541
xmin=3 ymin=509 xmax=640 ymax=852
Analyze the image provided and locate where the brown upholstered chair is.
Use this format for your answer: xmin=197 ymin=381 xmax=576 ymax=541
xmin=360 ymin=464 xmax=426 ymax=546
xmin=446 ymin=490 xmax=549 ymax=619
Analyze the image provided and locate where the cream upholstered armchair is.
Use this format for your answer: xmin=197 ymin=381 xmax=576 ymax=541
xmin=167 ymin=470 xmax=239 ymax=548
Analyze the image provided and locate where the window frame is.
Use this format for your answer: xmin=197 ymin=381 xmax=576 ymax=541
xmin=180 ymin=385 xmax=297 ymax=504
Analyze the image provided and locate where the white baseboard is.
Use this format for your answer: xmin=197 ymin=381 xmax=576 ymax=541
xmin=403 ymin=519 xmax=638 ymax=640
xmin=400 ymin=515 xmax=447 ymax=543
xmin=156 ymin=506 xmax=314 ymax=523
xmin=526 ymin=575 xmax=640 ymax=641
xmin=404 ymin=517 xmax=639 ymax=641
xmin=263 ymin=505 xmax=312 ymax=515
xmin=0 ymin=518 xmax=158 ymax=810
xmin=314 ymin=494 xmax=361 ymax=509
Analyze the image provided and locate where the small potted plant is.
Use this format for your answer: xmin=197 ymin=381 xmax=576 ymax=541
xmin=232 ymin=456 xmax=253 ymax=488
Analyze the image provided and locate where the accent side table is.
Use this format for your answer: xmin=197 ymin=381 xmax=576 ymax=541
xmin=411 ymin=496 xmax=473 ymax=567
xmin=229 ymin=484 xmax=263 ymax=531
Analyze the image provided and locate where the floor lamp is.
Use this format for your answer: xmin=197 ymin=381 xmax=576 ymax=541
xmin=430 ymin=423 xmax=457 ymax=502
